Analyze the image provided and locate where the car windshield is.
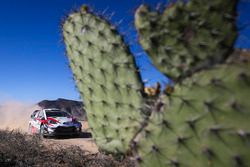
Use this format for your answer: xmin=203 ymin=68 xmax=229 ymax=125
xmin=46 ymin=111 xmax=70 ymax=117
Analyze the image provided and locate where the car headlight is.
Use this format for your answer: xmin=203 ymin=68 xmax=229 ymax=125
xmin=48 ymin=120 xmax=57 ymax=124
xmin=76 ymin=127 xmax=81 ymax=131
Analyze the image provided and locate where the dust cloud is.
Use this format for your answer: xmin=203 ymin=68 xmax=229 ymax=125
xmin=0 ymin=101 xmax=41 ymax=132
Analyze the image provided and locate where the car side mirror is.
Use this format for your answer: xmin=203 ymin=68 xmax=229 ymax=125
xmin=31 ymin=115 xmax=34 ymax=119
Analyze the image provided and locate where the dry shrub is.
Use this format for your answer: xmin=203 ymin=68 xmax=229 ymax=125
xmin=0 ymin=130 xmax=135 ymax=167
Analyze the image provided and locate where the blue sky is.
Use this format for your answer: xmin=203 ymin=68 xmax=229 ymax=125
xmin=0 ymin=0 xmax=249 ymax=103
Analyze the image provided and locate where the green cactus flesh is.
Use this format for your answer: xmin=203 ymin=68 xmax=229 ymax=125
xmin=134 ymin=60 xmax=250 ymax=167
xmin=62 ymin=9 xmax=145 ymax=153
xmin=62 ymin=1 xmax=250 ymax=167
xmin=135 ymin=0 xmax=237 ymax=80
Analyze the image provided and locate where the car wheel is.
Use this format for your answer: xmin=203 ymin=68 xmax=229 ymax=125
xmin=40 ymin=125 xmax=45 ymax=139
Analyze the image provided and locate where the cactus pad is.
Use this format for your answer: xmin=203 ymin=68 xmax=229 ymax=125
xmin=134 ymin=59 xmax=250 ymax=167
xmin=62 ymin=8 xmax=145 ymax=153
xmin=135 ymin=0 xmax=238 ymax=80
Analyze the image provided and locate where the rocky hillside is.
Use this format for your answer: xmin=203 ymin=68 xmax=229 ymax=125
xmin=38 ymin=98 xmax=86 ymax=120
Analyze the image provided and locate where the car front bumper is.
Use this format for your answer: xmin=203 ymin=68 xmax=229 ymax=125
xmin=45 ymin=126 xmax=81 ymax=136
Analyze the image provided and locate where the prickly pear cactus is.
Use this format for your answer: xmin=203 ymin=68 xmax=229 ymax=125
xmin=135 ymin=0 xmax=238 ymax=80
xmin=62 ymin=1 xmax=250 ymax=167
xmin=62 ymin=7 xmax=145 ymax=153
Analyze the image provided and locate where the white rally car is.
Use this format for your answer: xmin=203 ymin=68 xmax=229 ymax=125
xmin=28 ymin=108 xmax=82 ymax=137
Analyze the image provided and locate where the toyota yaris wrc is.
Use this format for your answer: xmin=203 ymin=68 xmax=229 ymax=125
xmin=28 ymin=108 xmax=82 ymax=137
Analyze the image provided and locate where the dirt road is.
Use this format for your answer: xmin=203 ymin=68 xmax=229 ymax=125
xmin=43 ymin=132 xmax=99 ymax=154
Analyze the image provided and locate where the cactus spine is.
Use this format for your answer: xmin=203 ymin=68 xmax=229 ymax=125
xmin=62 ymin=1 xmax=250 ymax=167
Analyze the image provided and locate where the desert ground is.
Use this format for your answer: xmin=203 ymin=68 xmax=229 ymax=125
xmin=0 ymin=101 xmax=98 ymax=154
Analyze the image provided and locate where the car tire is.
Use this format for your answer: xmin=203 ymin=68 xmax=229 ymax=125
xmin=40 ymin=125 xmax=45 ymax=139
